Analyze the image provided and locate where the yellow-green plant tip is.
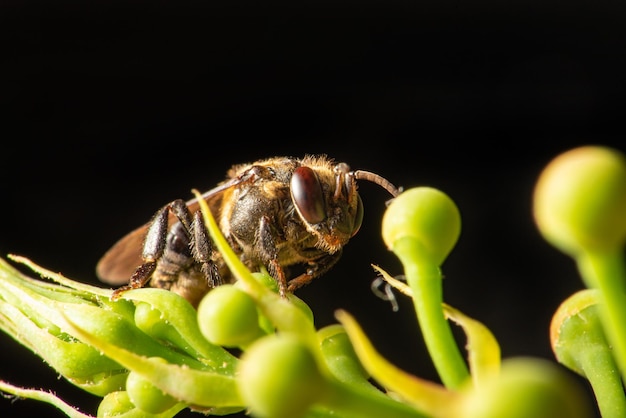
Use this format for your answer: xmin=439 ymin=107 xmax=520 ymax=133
xmin=335 ymin=310 xmax=453 ymax=413
xmin=238 ymin=333 xmax=327 ymax=418
xmin=6 ymin=254 xmax=114 ymax=299
xmin=458 ymin=357 xmax=595 ymax=418
xmin=533 ymin=145 xmax=626 ymax=257
xmin=443 ymin=304 xmax=501 ymax=388
xmin=382 ymin=187 xmax=461 ymax=266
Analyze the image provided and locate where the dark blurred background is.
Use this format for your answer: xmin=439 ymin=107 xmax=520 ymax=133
xmin=2 ymin=1 xmax=626 ymax=416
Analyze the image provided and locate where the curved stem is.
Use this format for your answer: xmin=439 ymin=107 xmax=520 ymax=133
xmin=393 ymin=237 xmax=470 ymax=389
xmin=578 ymin=250 xmax=626 ymax=380
xmin=579 ymin=346 xmax=626 ymax=418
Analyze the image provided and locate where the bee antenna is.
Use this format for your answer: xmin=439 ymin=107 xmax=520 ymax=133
xmin=353 ymin=170 xmax=400 ymax=197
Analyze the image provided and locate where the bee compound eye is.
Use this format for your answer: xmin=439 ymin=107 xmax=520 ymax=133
xmin=351 ymin=194 xmax=364 ymax=237
xmin=290 ymin=166 xmax=327 ymax=224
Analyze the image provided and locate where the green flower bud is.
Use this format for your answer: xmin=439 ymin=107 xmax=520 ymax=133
xmin=98 ymin=390 xmax=187 ymax=417
xmin=134 ymin=301 xmax=173 ymax=339
xmin=533 ymin=145 xmax=626 ymax=257
xmin=458 ymin=357 xmax=594 ymax=418
xmin=237 ymin=334 xmax=327 ymax=418
xmin=550 ymin=289 xmax=626 ymax=417
xmin=318 ymin=324 xmax=370 ymax=388
xmin=126 ymin=365 xmax=178 ymax=414
xmin=98 ymin=391 xmax=136 ymax=416
xmin=382 ymin=187 xmax=461 ymax=266
xmin=380 ymin=188 xmax=468 ymax=389
xmin=197 ymin=285 xmax=265 ymax=348
xmin=550 ymin=289 xmax=604 ymax=376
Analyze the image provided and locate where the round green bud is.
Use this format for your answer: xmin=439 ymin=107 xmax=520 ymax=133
xmin=197 ymin=284 xmax=264 ymax=347
xmin=126 ymin=366 xmax=178 ymax=414
xmin=533 ymin=145 xmax=626 ymax=257
xmin=458 ymin=357 xmax=594 ymax=418
xmin=134 ymin=301 xmax=166 ymax=336
xmin=98 ymin=391 xmax=135 ymax=416
xmin=382 ymin=187 xmax=461 ymax=266
xmin=237 ymin=334 xmax=327 ymax=418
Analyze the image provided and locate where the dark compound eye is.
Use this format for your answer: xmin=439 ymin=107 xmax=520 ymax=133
xmin=290 ymin=166 xmax=326 ymax=224
xmin=351 ymin=194 xmax=364 ymax=237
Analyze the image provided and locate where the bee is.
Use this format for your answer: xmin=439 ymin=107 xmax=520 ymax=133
xmin=96 ymin=155 xmax=399 ymax=307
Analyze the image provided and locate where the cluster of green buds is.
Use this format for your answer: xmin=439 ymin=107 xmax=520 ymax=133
xmin=3 ymin=146 xmax=622 ymax=417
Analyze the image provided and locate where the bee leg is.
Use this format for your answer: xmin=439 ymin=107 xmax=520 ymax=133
xmin=168 ymin=199 xmax=194 ymax=231
xmin=258 ymin=215 xmax=288 ymax=297
xmin=168 ymin=200 xmax=222 ymax=288
xmin=284 ymin=271 xmax=313 ymax=293
xmin=111 ymin=261 xmax=158 ymax=300
xmin=190 ymin=210 xmax=222 ymax=287
xmin=111 ymin=205 xmax=171 ymax=300
xmin=287 ymin=251 xmax=343 ymax=292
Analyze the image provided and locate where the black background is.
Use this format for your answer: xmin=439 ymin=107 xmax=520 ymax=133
xmin=2 ymin=1 xmax=626 ymax=416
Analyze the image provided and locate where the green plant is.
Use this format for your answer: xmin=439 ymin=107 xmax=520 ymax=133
xmin=1 ymin=145 xmax=624 ymax=417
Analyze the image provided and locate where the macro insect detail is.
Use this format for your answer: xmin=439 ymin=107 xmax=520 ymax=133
xmin=96 ymin=155 xmax=399 ymax=307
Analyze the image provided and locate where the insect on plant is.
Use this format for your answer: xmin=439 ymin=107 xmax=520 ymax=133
xmin=96 ymin=155 xmax=400 ymax=307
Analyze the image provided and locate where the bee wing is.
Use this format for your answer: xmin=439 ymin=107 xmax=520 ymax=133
xmin=96 ymin=176 xmax=246 ymax=285
xmin=96 ymin=223 xmax=148 ymax=284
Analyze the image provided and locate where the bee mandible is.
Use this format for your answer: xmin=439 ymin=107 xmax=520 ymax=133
xmin=96 ymin=155 xmax=399 ymax=307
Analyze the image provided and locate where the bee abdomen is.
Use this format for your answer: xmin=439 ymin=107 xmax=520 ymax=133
xmin=150 ymin=223 xmax=194 ymax=289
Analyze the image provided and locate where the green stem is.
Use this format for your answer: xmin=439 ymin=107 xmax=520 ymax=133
xmin=579 ymin=346 xmax=626 ymax=418
xmin=578 ymin=250 xmax=626 ymax=381
xmin=393 ymin=237 xmax=470 ymax=389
